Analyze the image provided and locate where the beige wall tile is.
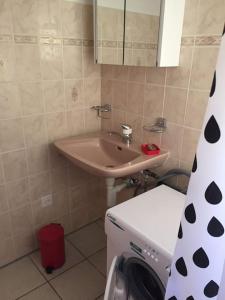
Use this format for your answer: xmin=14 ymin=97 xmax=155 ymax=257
xmin=23 ymin=115 xmax=47 ymax=147
xmin=0 ymin=238 xmax=15 ymax=267
xmin=164 ymin=88 xmax=187 ymax=124
xmin=14 ymin=232 xmax=36 ymax=257
xmin=63 ymin=46 xmax=82 ymax=79
xmin=28 ymin=171 xmax=51 ymax=201
xmin=85 ymin=109 xmax=101 ymax=133
xmin=112 ymin=81 xmax=127 ymax=110
xmin=51 ymin=167 xmax=68 ymax=193
xmin=190 ymin=47 xmax=219 ymax=90
xmin=27 ymin=145 xmax=49 ymax=175
xmin=84 ymin=78 xmax=101 ymax=107
xmin=0 ymin=0 xmax=12 ymax=34
xmin=6 ymin=178 xmax=30 ymax=210
xmin=15 ymin=44 xmax=41 ymax=81
xmin=128 ymin=66 xmax=146 ymax=82
xmin=161 ymin=123 xmax=184 ymax=159
xmin=62 ymin=1 xmax=83 ymax=37
xmin=0 ymin=185 xmax=9 ymax=213
xmin=11 ymin=204 xmax=33 ymax=236
xmin=43 ymin=80 xmax=65 ymax=112
xmin=40 ymin=45 xmax=63 ymax=80
xmin=197 ymin=0 xmax=225 ymax=35
xmin=182 ymin=0 xmax=199 ymax=36
xmin=0 ymin=83 xmax=20 ymax=119
xmin=126 ymin=113 xmax=142 ymax=142
xmin=83 ymin=47 xmax=101 ymax=78
xmin=181 ymin=128 xmax=200 ymax=163
xmin=166 ymin=47 xmax=193 ymax=88
xmin=46 ymin=112 xmax=68 ymax=142
xmin=0 ymin=118 xmax=24 ymax=152
xmin=0 ymin=213 xmax=12 ymax=239
xmin=146 ymin=67 xmax=166 ymax=85
xmin=2 ymin=150 xmax=27 ymax=182
xmin=185 ymin=90 xmax=208 ymax=129
xmin=0 ymin=43 xmax=15 ymax=82
xmin=82 ymin=4 xmax=93 ymax=40
xmin=67 ymin=109 xmax=85 ymax=136
xmin=19 ymin=82 xmax=44 ymax=116
xmin=12 ymin=0 xmax=38 ymax=35
xmin=127 ymin=82 xmax=144 ymax=114
xmin=143 ymin=84 xmax=164 ymax=120
xmin=112 ymin=109 xmax=126 ymax=132
xmin=101 ymin=79 xmax=113 ymax=105
xmin=65 ymin=79 xmax=84 ymax=110
xmin=32 ymin=199 xmax=55 ymax=226
xmin=38 ymin=0 xmax=61 ymax=36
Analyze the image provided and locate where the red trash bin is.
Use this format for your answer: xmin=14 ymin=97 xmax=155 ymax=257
xmin=38 ymin=223 xmax=65 ymax=274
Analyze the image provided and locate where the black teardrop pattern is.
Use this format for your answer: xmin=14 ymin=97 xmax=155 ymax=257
xmin=204 ymin=115 xmax=221 ymax=144
xmin=204 ymin=280 xmax=219 ymax=298
xmin=193 ymin=247 xmax=209 ymax=268
xmin=175 ymin=257 xmax=188 ymax=277
xmin=178 ymin=223 xmax=183 ymax=239
xmin=208 ymin=217 xmax=224 ymax=237
xmin=205 ymin=181 xmax=222 ymax=205
xmin=223 ymin=23 xmax=225 ymax=35
xmin=186 ymin=297 xmax=194 ymax=300
xmin=210 ymin=72 xmax=216 ymax=97
xmin=185 ymin=203 xmax=196 ymax=224
xmin=192 ymin=155 xmax=197 ymax=173
xmin=168 ymin=297 xmax=177 ymax=300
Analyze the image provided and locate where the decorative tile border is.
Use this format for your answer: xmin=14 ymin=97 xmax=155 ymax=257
xmin=0 ymin=34 xmax=13 ymax=42
xmin=181 ymin=36 xmax=195 ymax=46
xmin=40 ymin=36 xmax=62 ymax=45
xmin=14 ymin=35 xmax=38 ymax=44
xmin=195 ymin=35 xmax=221 ymax=46
xmin=0 ymin=34 xmax=221 ymax=48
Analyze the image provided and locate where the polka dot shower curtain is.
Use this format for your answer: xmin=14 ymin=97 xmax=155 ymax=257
xmin=165 ymin=25 xmax=225 ymax=300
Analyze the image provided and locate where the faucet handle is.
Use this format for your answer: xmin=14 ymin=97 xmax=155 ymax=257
xmin=121 ymin=124 xmax=131 ymax=130
xmin=121 ymin=124 xmax=132 ymax=135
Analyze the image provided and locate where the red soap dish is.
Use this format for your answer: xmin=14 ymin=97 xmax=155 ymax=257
xmin=141 ymin=144 xmax=160 ymax=155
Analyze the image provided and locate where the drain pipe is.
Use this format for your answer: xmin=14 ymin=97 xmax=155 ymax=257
xmin=105 ymin=178 xmax=127 ymax=208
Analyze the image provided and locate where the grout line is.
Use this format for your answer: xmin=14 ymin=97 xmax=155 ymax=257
xmin=15 ymin=282 xmax=47 ymax=300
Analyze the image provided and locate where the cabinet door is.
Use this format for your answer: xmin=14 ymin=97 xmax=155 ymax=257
xmin=124 ymin=0 xmax=161 ymax=67
xmin=95 ymin=0 xmax=125 ymax=65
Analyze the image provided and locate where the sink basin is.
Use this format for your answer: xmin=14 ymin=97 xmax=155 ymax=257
xmin=54 ymin=132 xmax=169 ymax=177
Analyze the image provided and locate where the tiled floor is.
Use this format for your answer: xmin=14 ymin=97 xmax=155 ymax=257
xmin=0 ymin=219 xmax=107 ymax=300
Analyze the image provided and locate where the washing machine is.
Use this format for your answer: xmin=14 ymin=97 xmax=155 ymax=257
xmin=104 ymin=185 xmax=185 ymax=300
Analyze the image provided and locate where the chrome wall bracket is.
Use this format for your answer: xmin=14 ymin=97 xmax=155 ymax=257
xmin=143 ymin=117 xmax=167 ymax=133
xmin=91 ymin=104 xmax=111 ymax=119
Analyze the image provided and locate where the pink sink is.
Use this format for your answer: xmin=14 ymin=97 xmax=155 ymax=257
xmin=54 ymin=132 xmax=169 ymax=177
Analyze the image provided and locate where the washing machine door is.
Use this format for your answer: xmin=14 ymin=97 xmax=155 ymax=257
xmin=104 ymin=256 xmax=128 ymax=300
xmin=104 ymin=256 xmax=165 ymax=300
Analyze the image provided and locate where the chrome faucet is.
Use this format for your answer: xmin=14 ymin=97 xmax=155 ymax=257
xmin=121 ymin=124 xmax=132 ymax=145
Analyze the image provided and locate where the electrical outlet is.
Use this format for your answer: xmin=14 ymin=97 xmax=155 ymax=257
xmin=41 ymin=194 xmax=53 ymax=207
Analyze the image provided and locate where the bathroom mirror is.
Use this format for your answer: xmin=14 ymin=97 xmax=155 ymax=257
xmin=94 ymin=0 xmax=125 ymax=65
xmin=94 ymin=0 xmax=185 ymax=67
xmin=124 ymin=0 xmax=161 ymax=67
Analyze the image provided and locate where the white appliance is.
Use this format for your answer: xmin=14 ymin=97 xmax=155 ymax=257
xmin=104 ymin=185 xmax=185 ymax=300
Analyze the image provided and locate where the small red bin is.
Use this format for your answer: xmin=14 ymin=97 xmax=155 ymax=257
xmin=38 ymin=223 xmax=65 ymax=273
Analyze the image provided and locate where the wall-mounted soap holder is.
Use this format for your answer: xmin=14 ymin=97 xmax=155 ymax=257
xmin=91 ymin=104 xmax=111 ymax=119
xmin=143 ymin=117 xmax=167 ymax=133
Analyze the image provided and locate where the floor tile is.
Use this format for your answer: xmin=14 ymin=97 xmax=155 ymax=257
xmin=30 ymin=240 xmax=84 ymax=280
xmin=67 ymin=223 xmax=106 ymax=257
xmin=96 ymin=296 xmax=104 ymax=300
xmin=89 ymin=248 xmax=106 ymax=276
xmin=51 ymin=260 xmax=106 ymax=300
xmin=0 ymin=257 xmax=45 ymax=300
xmin=18 ymin=283 xmax=60 ymax=300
